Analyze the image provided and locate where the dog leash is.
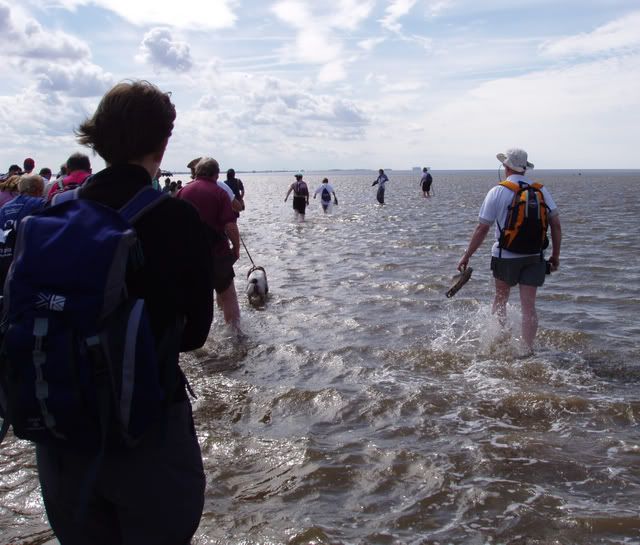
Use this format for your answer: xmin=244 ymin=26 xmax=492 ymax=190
xmin=240 ymin=235 xmax=256 ymax=267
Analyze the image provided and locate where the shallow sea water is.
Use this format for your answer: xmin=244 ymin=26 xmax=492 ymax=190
xmin=1 ymin=169 xmax=640 ymax=545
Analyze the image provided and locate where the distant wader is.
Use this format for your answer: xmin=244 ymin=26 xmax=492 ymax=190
xmin=292 ymin=181 xmax=308 ymax=215
xmin=376 ymin=187 xmax=385 ymax=204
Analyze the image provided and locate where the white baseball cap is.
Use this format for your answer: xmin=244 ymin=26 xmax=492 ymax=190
xmin=496 ymin=148 xmax=534 ymax=173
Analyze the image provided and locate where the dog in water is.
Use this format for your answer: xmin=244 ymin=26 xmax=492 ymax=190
xmin=246 ymin=266 xmax=268 ymax=307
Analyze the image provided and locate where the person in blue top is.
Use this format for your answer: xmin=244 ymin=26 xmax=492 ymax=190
xmin=371 ymin=169 xmax=389 ymax=204
xmin=0 ymin=173 xmax=46 ymax=284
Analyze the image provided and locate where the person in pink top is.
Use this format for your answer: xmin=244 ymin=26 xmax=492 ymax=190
xmin=177 ymin=157 xmax=242 ymax=332
xmin=47 ymin=152 xmax=92 ymax=201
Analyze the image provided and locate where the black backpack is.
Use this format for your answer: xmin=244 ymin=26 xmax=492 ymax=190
xmin=321 ymin=186 xmax=331 ymax=202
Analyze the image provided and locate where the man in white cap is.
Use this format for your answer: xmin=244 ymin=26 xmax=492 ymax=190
xmin=457 ymin=148 xmax=562 ymax=354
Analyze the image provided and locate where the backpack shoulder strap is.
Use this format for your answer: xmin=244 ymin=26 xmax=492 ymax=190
xmin=51 ymin=186 xmax=82 ymax=206
xmin=531 ymin=182 xmax=544 ymax=190
xmin=119 ymin=186 xmax=169 ymax=224
xmin=498 ymin=181 xmax=520 ymax=192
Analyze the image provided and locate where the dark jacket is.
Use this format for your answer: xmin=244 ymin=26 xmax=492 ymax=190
xmin=79 ymin=164 xmax=213 ymax=398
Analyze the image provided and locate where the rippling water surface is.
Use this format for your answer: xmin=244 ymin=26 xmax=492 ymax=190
xmin=2 ymin=170 xmax=640 ymax=545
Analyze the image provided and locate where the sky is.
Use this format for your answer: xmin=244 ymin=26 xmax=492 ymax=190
xmin=1 ymin=0 xmax=639 ymax=172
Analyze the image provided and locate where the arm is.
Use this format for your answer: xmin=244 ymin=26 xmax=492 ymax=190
xmin=284 ymin=186 xmax=293 ymax=202
xmin=548 ymin=214 xmax=562 ymax=271
xmin=224 ymin=221 xmax=241 ymax=260
xmin=231 ymin=197 xmax=244 ymax=212
xmin=457 ymin=222 xmax=491 ymax=271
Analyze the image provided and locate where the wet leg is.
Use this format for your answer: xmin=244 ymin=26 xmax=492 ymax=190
xmin=519 ymin=284 xmax=538 ymax=351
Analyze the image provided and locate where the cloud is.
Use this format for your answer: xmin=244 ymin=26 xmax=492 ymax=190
xmin=40 ymin=0 xmax=238 ymax=29
xmin=35 ymin=62 xmax=114 ymax=97
xmin=0 ymin=1 xmax=90 ymax=61
xmin=380 ymin=0 xmax=417 ymax=33
xmin=541 ymin=10 xmax=640 ymax=58
xmin=415 ymin=51 xmax=640 ymax=168
xmin=358 ymin=37 xmax=385 ymax=51
xmin=175 ymin=74 xmax=369 ymax=162
xmin=272 ymin=0 xmax=375 ymax=82
xmin=139 ymin=28 xmax=193 ymax=72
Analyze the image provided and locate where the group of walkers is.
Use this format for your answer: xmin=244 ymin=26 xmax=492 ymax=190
xmin=283 ymin=165 xmax=433 ymax=221
xmin=284 ymin=173 xmax=338 ymax=221
xmin=0 ymin=77 xmax=561 ymax=545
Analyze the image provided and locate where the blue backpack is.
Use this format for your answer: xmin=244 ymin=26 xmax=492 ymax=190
xmin=0 ymin=186 xmax=171 ymax=450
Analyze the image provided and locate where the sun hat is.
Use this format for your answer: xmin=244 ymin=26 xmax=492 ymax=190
xmin=496 ymin=148 xmax=534 ymax=173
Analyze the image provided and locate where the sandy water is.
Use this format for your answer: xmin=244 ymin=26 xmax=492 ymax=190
xmin=1 ymin=169 xmax=639 ymax=544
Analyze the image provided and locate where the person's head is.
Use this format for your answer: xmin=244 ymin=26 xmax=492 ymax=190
xmin=57 ymin=164 xmax=67 ymax=177
xmin=226 ymin=168 xmax=235 ymax=180
xmin=23 ymin=158 xmax=35 ymax=173
xmin=187 ymin=157 xmax=201 ymax=179
xmin=423 ymin=167 xmax=428 ymax=172
xmin=322 ymin=177 xmax=328 ymax=184
xmin=38 ymin=167 xmax=52 ymax=180
xmin=66 ymin=152 xmax=91 ymax=174
xmin=18 ymin=174 xmax=45 ymax=197
xmin=76 ymin=80 xmax=176 ymax=171
xmin=379 ymin=169 xmax=384 ymax=175
xmin=0 ymin=175 xmax=20 ymax=192
xmin=164 ymin=177 xmax=171 ymax=186
xmin=497 ymin=148 xmax=534 ymax=176
xmin=169 ymin=181 xmax=177 ymax=191
xmin=176 ymin=180 xmax=182 ymax=188
xmin=295 ymin=173 xmax=303 ymax=181
xmin=195 ymin=157 xmax=220 ymax=179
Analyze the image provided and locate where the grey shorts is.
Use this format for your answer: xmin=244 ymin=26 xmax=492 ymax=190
xmin=491 ymin=255 xmax=546 ymax=287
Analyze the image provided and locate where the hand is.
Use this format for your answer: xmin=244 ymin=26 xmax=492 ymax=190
xmin=284 ymin=197 xmax=287 ymax=202
xmin=457 ymin=255 xmax=469 ymax=272
xmin=549 ymin=255 xmax=559 ymax=271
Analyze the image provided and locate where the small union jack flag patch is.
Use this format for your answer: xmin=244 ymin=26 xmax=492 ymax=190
xmin=36 ymin=293 xmax=66 ymax=312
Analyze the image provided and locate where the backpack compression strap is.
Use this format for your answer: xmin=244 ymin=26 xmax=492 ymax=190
xmin=51 ymin=186 xmax=82 ymax=206
xmin=499 ymin=180 xmax=544 ymax=192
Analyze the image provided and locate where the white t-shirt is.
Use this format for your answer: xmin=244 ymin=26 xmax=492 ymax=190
xmin=217 ymin=180 xmax=235 ymax=202
xmin=314 ymin=183 xmax=335 ymax=201
xmin=478 ymin=174 xmax=558 ymax=259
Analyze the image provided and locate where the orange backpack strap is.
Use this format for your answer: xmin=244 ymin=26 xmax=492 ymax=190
xmin=531 ymin=182 xmax=543 ymax=190
xmin=498 ymin=181 xmax=520 ymax=192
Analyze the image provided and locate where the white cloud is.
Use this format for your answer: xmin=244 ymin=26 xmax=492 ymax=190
xmin=424 ymin=0 xmax=453 ymax=18
xmin=35 ymin=62 xmax=114 ymax=97
xmin=380 ymin=0 xmax=417 ymax=33
xmin=358 ymin=37 xmax=385 ymax=51
xmin=413 ymin=52 xmax=640 ymax=168
xmin=40 ymin=0 xmax=238 ymax=29
xmin=541 ymin=10 xmax=640 ymax=58
xmin=0 ymin=1 xmax=90 ymax=61
xmin=139 ymin=28 xmax=193 ymax=72
xmin=271 ymin=0 xmax=374 ymax=82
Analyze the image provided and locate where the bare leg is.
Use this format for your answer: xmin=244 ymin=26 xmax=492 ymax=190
xmin=519 ymin=284 xmax=538 ymax=351
xmin=218 ymin=282 xmax=241 ymax=330
xmin=493 ymin=278 xmax=511 ymax=327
